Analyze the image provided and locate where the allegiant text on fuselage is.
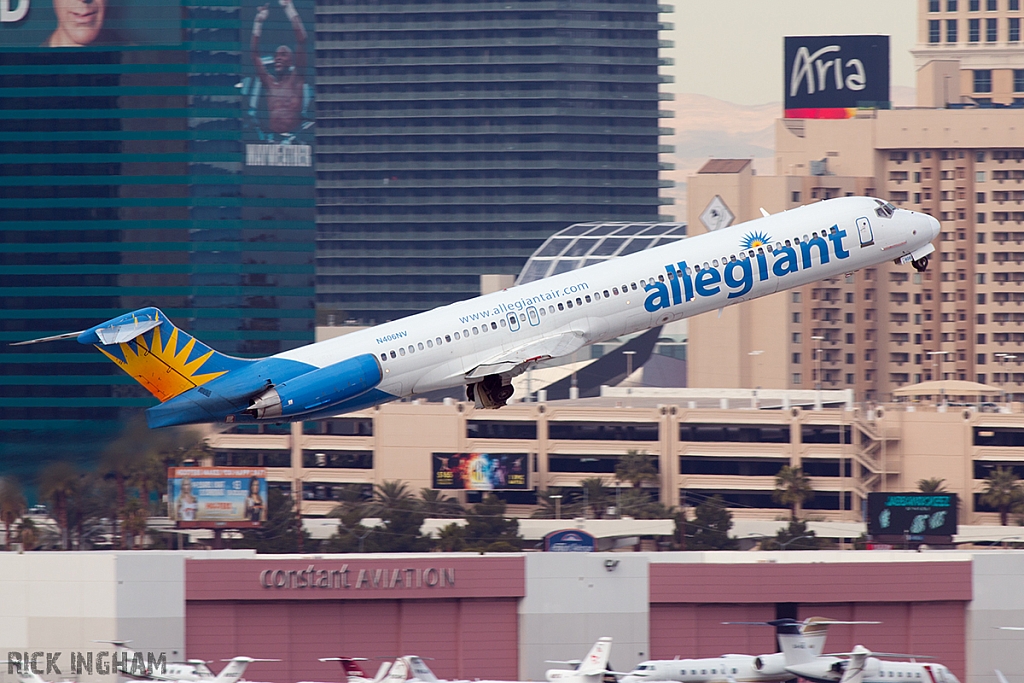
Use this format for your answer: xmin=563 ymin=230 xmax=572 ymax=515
xmin=643 ymin=227 xmax=851 ymax=313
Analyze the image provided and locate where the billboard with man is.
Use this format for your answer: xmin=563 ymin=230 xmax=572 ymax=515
xmin=0 ymin=0 xmax=180 ymax=47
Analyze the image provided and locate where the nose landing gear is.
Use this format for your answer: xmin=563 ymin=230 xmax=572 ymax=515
xmin=911 ymin=256 xmax=929 ymax=272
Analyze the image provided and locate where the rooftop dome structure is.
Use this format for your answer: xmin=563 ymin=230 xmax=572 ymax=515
xmin=516 ymin=221 xmax=687 ymax=285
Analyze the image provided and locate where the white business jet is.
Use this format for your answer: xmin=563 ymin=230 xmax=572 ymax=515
xmin=15 ymin=196 xmax=939 ymax=428
xmin=93 ymin=643 xmax=278 ymax=683
xmin=377 ymin=638 xmax=613 ymax=683
xmin=620 ymin=617 xmax=875 ymax=683
xmin=784 ymin=645 xmax=959 ymax=683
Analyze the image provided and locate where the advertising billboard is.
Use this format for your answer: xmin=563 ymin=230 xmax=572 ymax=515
xmin=432 ymin=453 xmax=529 ymax=490
xmin=867 ymin=492 xmax=958 ymax=540
xmin=784 ymin=35 xmax=890 ymax=119
xmin=240 ymin=0 xmax=314 ymax=168
xmin=0 ymin=0 xmax=180 ymax=47
xmin=168 ymin=467 xmax=268 ymax=528
xmin=544 ymin=529 xmax=596 ymax=552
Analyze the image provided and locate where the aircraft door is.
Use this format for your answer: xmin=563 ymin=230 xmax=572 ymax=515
xmin=527 ymin=306 xmax=540 ymax=326
xmin=507 ymin=311 xmax=520 ymax=332
xmin=856 ymin=216 xmax=874 ymax=247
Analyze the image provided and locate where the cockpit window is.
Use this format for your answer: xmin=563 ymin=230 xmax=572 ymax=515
xmin=875 ymin=199 xmax=896 ymax=218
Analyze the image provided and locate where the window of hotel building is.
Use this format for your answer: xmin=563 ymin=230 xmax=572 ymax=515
xmin=988 ymin=0 xmax=998 ymax=9
xmin=971 ymin=0 xmax=980 ymax=9
xmin=793 ymin=373 xmax=802 ymax=384
xmin=792 ymin=191 xmax=801 ymax=202
xmin=1015 ymin=69 xmax=1024 ymax=90
xmin=846 ymin=333 xmax=855 ymax=344
xmin=930 ymin=19 xmax=942 ymax=42
xmin=948 ymin=18 xmax=959 ymax=41
xmin=975 ymin=69 xmax=993 ymax=92
xmin=970 ymin=18 xmax=981 ymax=40
xmin=931 ymin=0 xmax=941 ymax=8
xmin=1012 ymin=19 xmax=1022 ymax=41
xmin=987 ymin=18 xmax=998 ymax=40
xmin=793 ymin=332 xmax=802 ymax=343
xmin=949 ymin=0 xmax=958 ymax=9
xmin=978 ymin=212 xmax=987 ymax=223
xmin=977 ymin=171 xmax=986 ymax=182
xmin=1012 ymin=0 xmax=1020 ymax=9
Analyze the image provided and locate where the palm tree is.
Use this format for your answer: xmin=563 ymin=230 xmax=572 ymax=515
xmin=531 ymin=488 xmax=580 ymax=519
xmin=99 ymin=443 xmax=139 ymax=549
xmin=363 ymin=480 xmax=416 ymax=517
xmin=418 ymin=488 xmax=464 ymax=518
xmin=772 ymin=465 xmax=814 ymax=520
xmin=615 ymin=450 xmax=659 ymax=489
xmin=580 ymin=477 xmax=610 ymax=519
xmin=981 ymin=466 xmax=1023 ymax=525
xmin=0 ymin=477 xmax=26 ymax=550
xmin=917 ymin=477 xmax=948 ymax=492
xmin=38 ymin=461 xmax=80 ymax=550
xmin=18 ymin=517 xmax=38 ymax=551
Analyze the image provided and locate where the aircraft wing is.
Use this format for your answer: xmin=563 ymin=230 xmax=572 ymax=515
xmin=465 ymin=329 xmax=588 ymax=379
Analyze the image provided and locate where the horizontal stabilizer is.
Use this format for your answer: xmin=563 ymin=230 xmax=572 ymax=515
xmin=10 ymin=330 xmax=85 ymax=346
xmin=95 ymin=318 xmax=162 ymax=345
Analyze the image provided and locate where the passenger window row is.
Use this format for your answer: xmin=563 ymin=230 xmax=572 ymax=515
xmin=378 ymin=226 xmax=836 ymax=365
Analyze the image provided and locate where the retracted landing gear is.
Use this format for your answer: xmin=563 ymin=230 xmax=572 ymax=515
xmin=911 ymin=256 xmax=929 ymax=272
xmin=467 ymin=374 xmax=514 ymax=409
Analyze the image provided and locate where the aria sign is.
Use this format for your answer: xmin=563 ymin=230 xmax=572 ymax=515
xmin=784 ymin=35 xmax=890 ymax=119
xmin=259 ymin=564 xmax=456 ymax=591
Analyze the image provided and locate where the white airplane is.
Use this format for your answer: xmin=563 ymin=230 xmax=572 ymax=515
xmin=620 ymin=617 xmax=874 ymax=683
xmin=379 ymin=638 xmax=613 ymax=683
xmin=92 ymin=642 xmax=278 ymax=683
xmin=13 ymin=197 xmax=938 ymax=428
xmin=93 ymin=641 xmax=215 ymax=681
xmin=784 ymin=645 xmax=959 ymax=683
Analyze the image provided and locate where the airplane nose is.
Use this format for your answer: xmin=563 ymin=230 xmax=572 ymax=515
xmin=927 ymin=213 xmax=940 ymax=240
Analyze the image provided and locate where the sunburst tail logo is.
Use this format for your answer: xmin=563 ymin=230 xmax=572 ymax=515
xmin=741 ymin=230 xmax=772 ymax=249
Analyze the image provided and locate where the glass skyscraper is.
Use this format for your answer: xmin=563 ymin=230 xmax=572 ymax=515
xmin=314 ymin=0 xmax=674 ymax=323
xmin=0 ymin=0 xmax=315 ymax=479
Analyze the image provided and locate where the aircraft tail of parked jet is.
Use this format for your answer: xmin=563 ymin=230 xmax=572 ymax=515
xmin=318 ymin=657 xmax=392 ymax=683
xmin=215 ymin=657 xmax=280 ymax=683
xmin=545 ymin=637 xmax=613 ymax=683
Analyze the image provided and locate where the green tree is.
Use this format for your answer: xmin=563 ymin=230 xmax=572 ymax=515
xmin=772 ymin=465 xmax=814 ymax=520
xmin=760 ymin=520 xmax=832 ymax=551
xmin=38 ymin=461 xmax=80 ymax=550
xmin=235 ymin=489 xmax=310 ymax=553
xmin=0 ymin=477 xmax=26 ymax=550
xmin=580 ymin=477 xmax=610 ymax=519
xmin=325 ymin=485 xmax=374 ymax=552
xmin=917 ymin=477 xmax=948 ymax=492
xmin=981 ymin=466 xmax=1023 ymax=525
xmin=463 ymin=494 xmax=523 ymax=551
xmin=615 ymin=451 xmax=659 ymax=489
xmin=617 ymin=488 xmax=674 ymax=519
xmin=531 ymin=488 xmax=581 ymax=519
xmin=679 ymin=495 xmax=737 ymax=550
xmin=434 ymin=522 xmax=467 ymax=552
xmin=418 ymin=488 xmax=464 ymax=518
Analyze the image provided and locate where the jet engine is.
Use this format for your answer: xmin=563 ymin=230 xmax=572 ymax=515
xmin=751 ymin=654 xmax=788 ymax=677
xmin=248 ymin=354 xmax=382 ymax=420
xmin=466 ymin=373 xmax=514 ymax=409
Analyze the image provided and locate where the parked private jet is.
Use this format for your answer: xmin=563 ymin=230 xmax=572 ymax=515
xmin=14 ymin=197 xmax=938 ymax=428
xmin=785 ymin=645 xmax=960 ymax=683
xmin=92 ymin=643 xmax=278 ymax=683
xmin=373 ymin=638 xmax=613 ymax=683
xmin=315 ymin=658 xmax=390 ymax=683
xmin=620 ymin=618 xmax=875 ymax=683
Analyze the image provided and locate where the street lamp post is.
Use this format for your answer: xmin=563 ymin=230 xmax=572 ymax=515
xmin=550 ymin=494 xmax=562 ymax=520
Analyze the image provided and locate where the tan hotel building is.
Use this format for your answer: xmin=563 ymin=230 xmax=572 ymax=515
xmin=687 ymin=0 xmax=1024 ymax=401
xmin=203 ymin=394 xmax=1024 ymax=524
